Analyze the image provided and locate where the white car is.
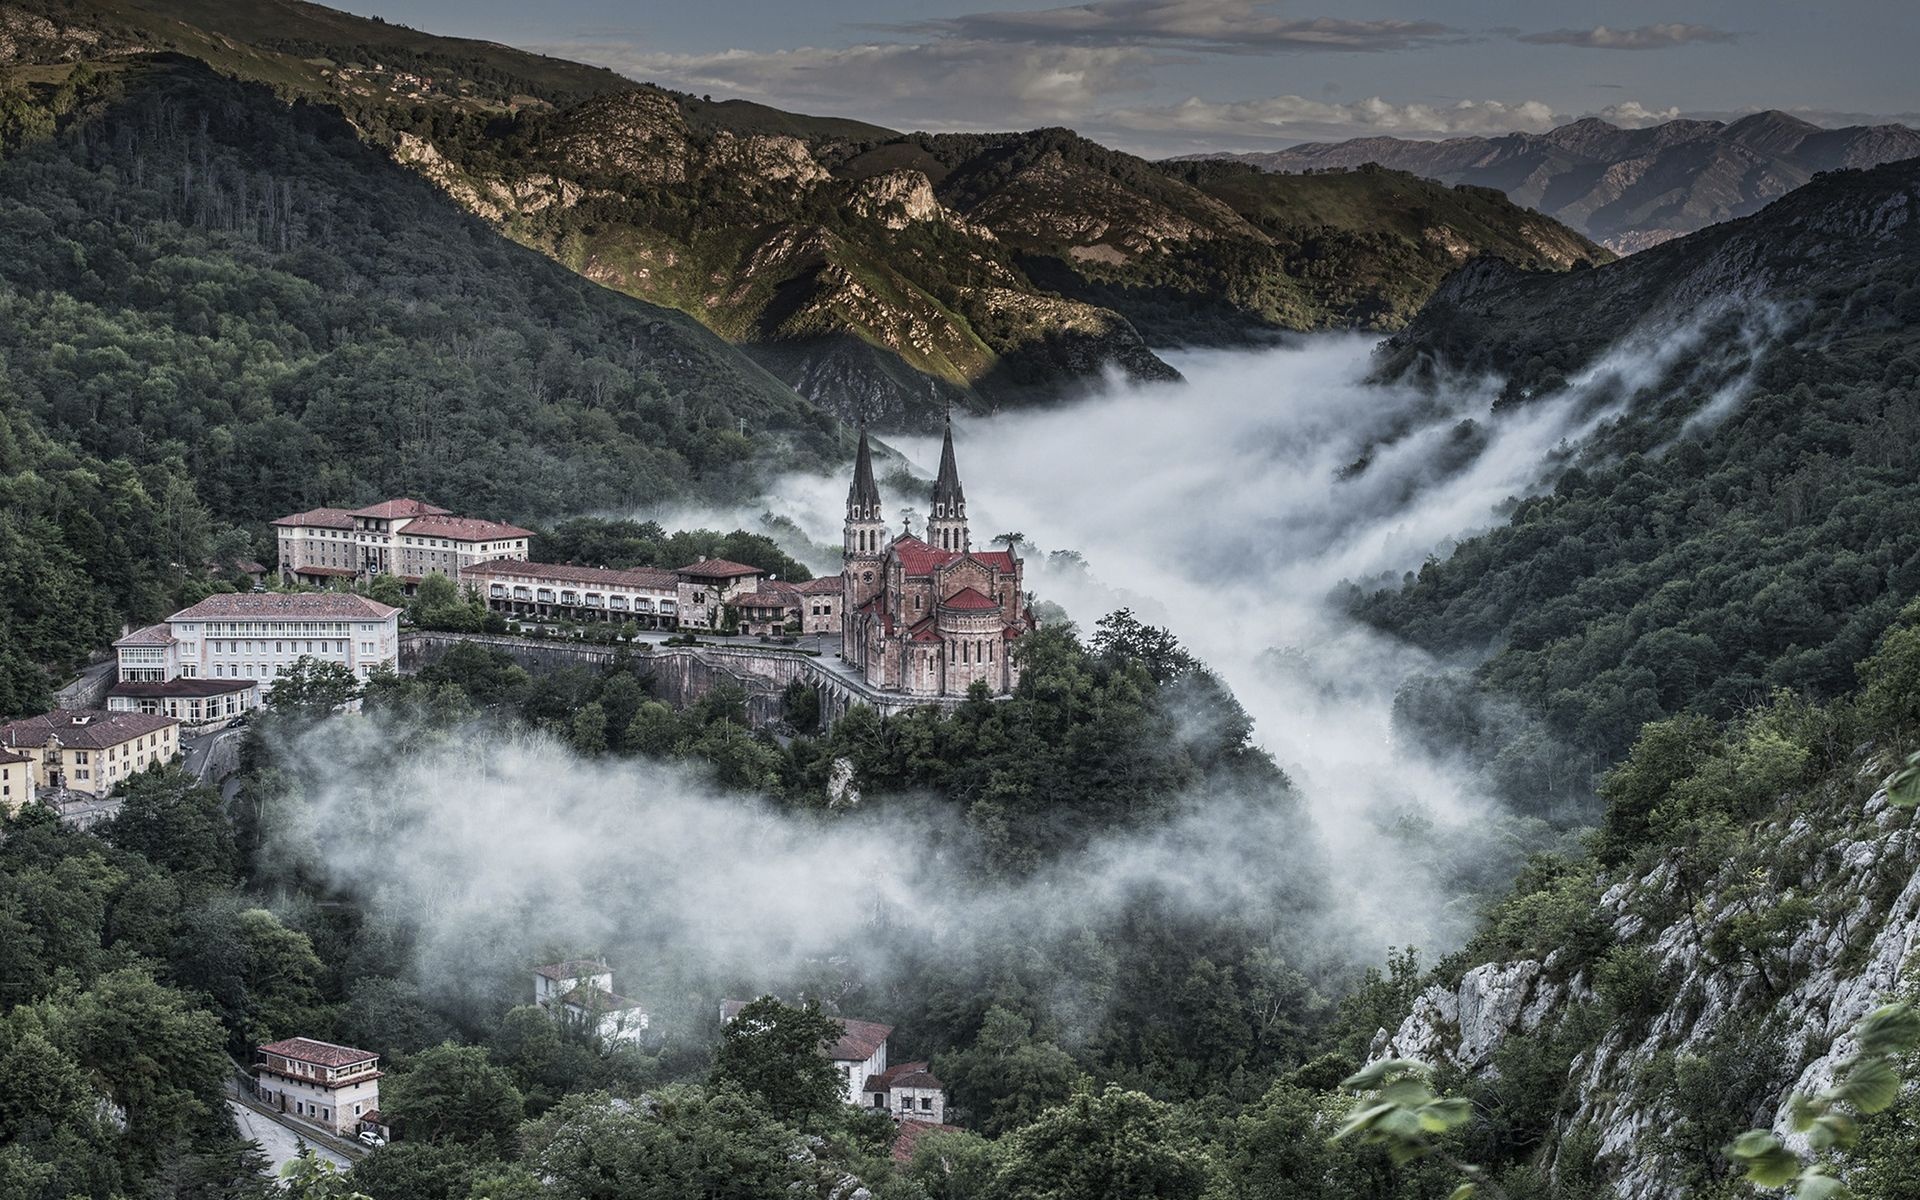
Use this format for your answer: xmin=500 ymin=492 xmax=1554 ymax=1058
xmin=357 ymin=1131 xmax=386 ymax=1148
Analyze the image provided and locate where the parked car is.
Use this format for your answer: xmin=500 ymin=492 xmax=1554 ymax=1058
xmin=357 ymin=1130 xmax=386 ymax=1147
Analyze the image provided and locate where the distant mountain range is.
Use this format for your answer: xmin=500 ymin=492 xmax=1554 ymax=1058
xmin=1185 ymin=112 xmax=1920 ymax=253
xmin=0 ymin=0 xmax=1606 ymax=426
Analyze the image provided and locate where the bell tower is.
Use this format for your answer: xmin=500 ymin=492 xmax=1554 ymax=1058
xmin=842 ymin=429 xmax=889 ymax=641
xmin=926 ymin=416 xmax=970 ymax=553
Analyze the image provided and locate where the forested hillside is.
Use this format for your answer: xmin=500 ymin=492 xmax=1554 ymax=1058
xmin=0 ymin=59 xmax=839 ymax=707
xmin=1357 ymin=157 xmax=1920 ymax=812
xmin=2 ymin=0 xmax=1607 ymax=427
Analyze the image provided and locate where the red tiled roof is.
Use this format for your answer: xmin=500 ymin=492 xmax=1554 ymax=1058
xmin=676 ymin=558 xmax=764 ymax=581
xmin=892 ymin=1120 xmax=962 ymax=1164
xmin=890 ymin=536 xmax=958 ymax=576
xmin=970 ymin=550 xmax=1016 ymax=571
xmin=719 ymin=999 xmax=891 ymax=1063
xmin=272 ymin=507 xmax=355 ymax=529
xmin=942 ymin=586 xmax=998 ymax=611
xmin=829 ymin=1017 xmax=893 ymax=1063
xmin=909 ymin=617 xmax=941 ymax=644
xmin=737 ymin=583 xmax=802 ymax=613
xmin=109 ymin=679 xmax=257 ymax=699
xmin=349 ymin=498 xmax=449 ymax=520
xmin=0 ymin=750 xmax=29 ymax=765
xmin=171 ymin=593 xmax=399 ymax=621
xmin=257 ymin=1037 xmax=378 ymax=1068
xmin=0 ymin=709 xmax=178 ymax=751
xmin=462 ymin=560 xmax=680 ymax=590
xmin=401 ymin=514 xmax=533 ymax=541
xmin=114 ymin=623 xmax=174 ymax=647
xmin=796 ymin=577 xmax=842 ymax=595
xmin=866 ymin=1061 xmax=944 ymax=1092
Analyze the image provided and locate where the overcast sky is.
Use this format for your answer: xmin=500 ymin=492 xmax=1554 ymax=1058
xmin=339 ymin=0 xmax=1917 ymax=155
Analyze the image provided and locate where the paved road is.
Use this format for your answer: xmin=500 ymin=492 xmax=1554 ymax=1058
xmin=228 ymin=1100 xmax=350 ymax=1173
xmin=181 ymin=727 xmax=243 ymax=785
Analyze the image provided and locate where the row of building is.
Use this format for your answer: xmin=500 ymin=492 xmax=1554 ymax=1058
xmin=251 ymin=961 xmax=946 ymax=1148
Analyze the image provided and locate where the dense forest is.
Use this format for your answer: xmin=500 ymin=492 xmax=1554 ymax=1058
xmin=1358 ymin=157 xmax=1920 ymax=815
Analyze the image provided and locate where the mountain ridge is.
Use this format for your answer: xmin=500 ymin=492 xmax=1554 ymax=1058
xmin=1185 ymin=110 xmax=1920 ymax=254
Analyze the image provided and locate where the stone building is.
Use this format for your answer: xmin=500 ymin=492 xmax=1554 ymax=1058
xmin=0 ymin=710 xmax=179 ymax=798
xmin=840 ymin=421 xmax=1034 ymax=697
xmin=676 ymin=559 xmax=767 ymax=630
xmin=253 ymin=1037 xmax=381 ymax=1136
xmin=273 ymin=498 xmax=530 ymax=590
xmin=109 ymin=593 xmax=401 ymax=714
xmin=464 ymin=560 xmax=681 ymax=627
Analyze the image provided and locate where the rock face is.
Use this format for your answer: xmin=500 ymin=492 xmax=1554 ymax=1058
xmin=1367 ymin=777 xmax=1920 ymax=1199
xmin=1199 ymin=111 xmax=1920 ymax=254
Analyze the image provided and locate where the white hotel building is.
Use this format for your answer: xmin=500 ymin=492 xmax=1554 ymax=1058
xmin=109 ymin=593 xmax=401 ymax=722
xmin=274 ymin=498 xmax=531 ymax=589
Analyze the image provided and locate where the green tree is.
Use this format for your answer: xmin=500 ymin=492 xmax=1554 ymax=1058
xmin=709 ymin=997 xmax=846 ymax=1125
xmin=939 ymin=1006 xmax=1083 ymax=1137
xmin=268 ymin=658 xmax=363 ymax=718
xmin=381 ymin=1043 xmax=525 ymax=1154
xmin=984 ymin=1084 xmax=1213 ymax=1200
xmin=524 ymin=1086 xmax=816 ymax=1200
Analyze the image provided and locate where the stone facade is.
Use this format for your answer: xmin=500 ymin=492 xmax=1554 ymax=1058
xmin=840 ymin=423 xmax=1033 ymax=698
xmin=254 ymin=1038 xmax=381 ymax=1136
xmin=0 ymin=710 xmax=179 ymax=798
xmin=273 ymin=498 xmax=530 ymax=590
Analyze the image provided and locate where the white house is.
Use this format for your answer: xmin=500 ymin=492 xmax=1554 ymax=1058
xmin=273 ymin=498 xmax=531 ymax=589
xmin=109 ymin=593 xmax=402 ymax=716
xmin=864 ymin=1061 xmax=947 ymax=1123
xmin=254 ymin=1037 xmax=382 ymax=1136
xmin=533 ymin=959 xmax=649 ymax=1045
xmin=720 ymin=998 xmax=928 ymax=1112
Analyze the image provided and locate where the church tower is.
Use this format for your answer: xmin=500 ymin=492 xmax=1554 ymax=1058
xmin=842 ymin=429 xmax=889 ymax=640
xmin=926 ymin=417 xmax=970 ymax=553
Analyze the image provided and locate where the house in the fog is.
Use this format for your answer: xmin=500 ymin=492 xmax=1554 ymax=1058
xmin=721 ymin=997 xmax=946 ymax=1119
xmin=533 ymin=959 xmax=649 ymax=1045
xmin=253 ymin=1037 xmax=381 ymax=1136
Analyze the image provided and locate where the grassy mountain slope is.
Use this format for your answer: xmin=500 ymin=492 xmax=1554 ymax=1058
xmin=6 ymin=0 xmax=1608 ymax=429
xmin=1195 ymin=111 xmax=1920 ymax=254
xmin=0 ymin=58 xmax=838 ymax=709
xmin=1354 ymin=158 xmax=1920 ymax=810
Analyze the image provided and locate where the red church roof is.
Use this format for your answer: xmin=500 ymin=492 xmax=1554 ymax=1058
xmin=942 ymin=586 xmax=999 ymax=610
xmin=908 ymin=617 xmax=941 ymax=643
xmin=890 ymin=538 xmax=1019 ymax=577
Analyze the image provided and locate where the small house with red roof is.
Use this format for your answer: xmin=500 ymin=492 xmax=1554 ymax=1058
xmin=253 ymin=1037 xmax=382 ymax=1136
xmin=720 ymin=998 xmax=942 ymax=1116
xmin=840 ymin=419 xmax=1035 ymax=697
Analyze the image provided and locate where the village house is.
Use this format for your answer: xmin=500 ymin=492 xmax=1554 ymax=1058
xmin=464 ymin=560 xmax=681 ymax=628
xmin=720 ymin=998 xmax=947 ymax=1119
xmin=841 ymin=421 xmax=1035 ymax=697
xmin=733 ymin=576 xmax=843 ymax=637
xmin=676 ymin=559 xmax=767 ymax=631
xmin=0 ymin=710 xmax=179 ymax=798
xmin=0 ymin=748 xmax=36 ymax=815
xmin=109 ymin=594 xmax=401 ymax=715
xmin=253 ymin=1037 xmax=382 ymax=1136
xmin=532 ymin=959 xmax=650 ymax=1045
xmin=273 ymin=497 xmax=531 ymax=590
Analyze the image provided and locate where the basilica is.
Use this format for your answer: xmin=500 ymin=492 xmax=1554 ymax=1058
xmin=841 ymin=421 xmax=1035 ymax=698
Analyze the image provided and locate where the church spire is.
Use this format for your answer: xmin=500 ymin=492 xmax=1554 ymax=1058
xmin=844 ymin=427 xmax=888 ymax=560
xmin=848 ymin=427 xmax=882 ymax=517
xmin=927 ymin=413 xmax=970 ymax=553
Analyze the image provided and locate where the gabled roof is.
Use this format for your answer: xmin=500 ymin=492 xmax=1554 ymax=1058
xmin=890 ymin=536 xmax=958 ymax=576
xmin=676 ymin=558 xmax=765 ymax=581
xmin=867 ymin=1060 xmax=944 ymax=1092
xmin=968 ymin=550 xmax=1017 ymax=571
xmin=719 ymin=999 xmax=892 ymax=1063
xmin=170 ymin=593 xmax=400 ymax=621
xmin=942 ymin=586 xmax=999 ymax=611
xmin=829 ymin=1017 xmax=894 ymax=1063
xmin=114 ymin=623 xmax=174 ymax=647
xmin=272 ymin=507 xmax=355 ymax=530
xmin=908 ymin=617 xmax=942 ymax=644
xmin=401 ymin=514 xmax=533 ymax=541
xmin=796 ymin=577 xmax=842 ymax=595
xmin=462 ymin=560 xmax=680 ymax=590
xmin=349 ymin=498 xmax=449 ymax=520
xmin=257 ymin=1037 xmax=378 ymax=1068
xmin=0 ymin=709 xmax=178 ymax=751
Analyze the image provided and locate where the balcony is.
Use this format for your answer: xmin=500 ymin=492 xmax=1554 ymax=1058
xmin=583 ymin=593 xmax=604 ymax=608
xmin=488 ymin=585 xmax=506 ymax=598
xmin=513 ymin=587 xmax=532 ymax=600
xmin=536 ymin=589 xmax=556 ymax=603
xmin=608 ymin=597 xmax=630 ymax=611
xmin=560 ymin=590 xmax=580 ymax=605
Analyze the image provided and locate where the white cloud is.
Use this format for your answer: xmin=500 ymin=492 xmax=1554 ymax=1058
xmin=1592 ymin=101 xmax=1684 ymax=127
xmin=541 ymin=38 xmax=1160 ymax=126
xmin=904 ymin=0 xmax=1460 ymax=54
xmin=1517 ymin=23 xmax=1738 ymax=51
xmin=1104 ymin=93 xmax=1563 ymax=139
